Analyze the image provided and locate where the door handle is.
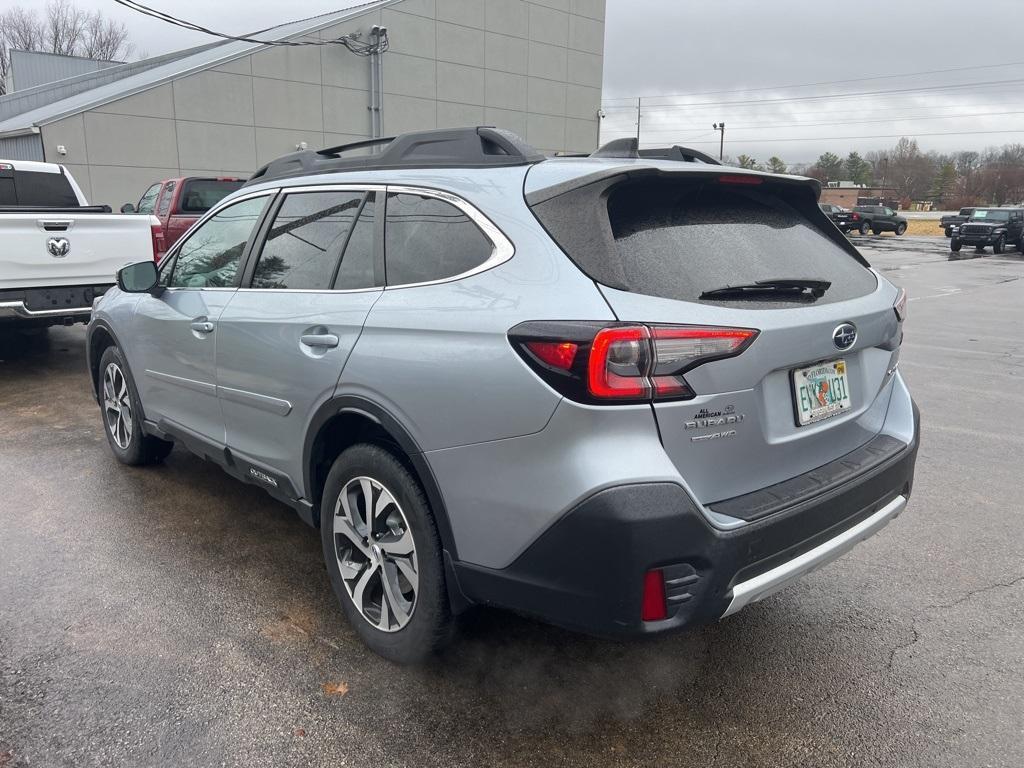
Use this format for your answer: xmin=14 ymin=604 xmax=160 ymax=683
xmin=191 ymin=320 xmax=215 ymax=333
xmin=300 ymin=333 xmax=340 ymax=349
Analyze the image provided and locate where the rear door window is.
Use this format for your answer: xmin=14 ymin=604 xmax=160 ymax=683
xmin=384 ymin=192 xmax=493 ymax=286
xmin=156 ymin=181 xmax=176 ymax=216
xmin=251 ymin=190 xmax=373 ymax=290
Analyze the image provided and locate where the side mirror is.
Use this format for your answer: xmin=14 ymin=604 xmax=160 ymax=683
xmin=117 ymin=261 xmax=159 ymax=293
xmin=120 ymin=202 xmax=136 ymax=213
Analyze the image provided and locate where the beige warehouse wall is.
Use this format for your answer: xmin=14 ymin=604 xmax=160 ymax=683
xmin=38 ymin=0 xmax=605 ymax=208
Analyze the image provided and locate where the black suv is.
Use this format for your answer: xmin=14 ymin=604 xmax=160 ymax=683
xmin=951 ymin=208 xmax=1024 ymax=254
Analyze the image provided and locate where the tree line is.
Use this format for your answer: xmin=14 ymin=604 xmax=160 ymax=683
xmin=728 ymin=137 xmax=1024 ymax=208
xmin=0 ymin=0 xmax=135 ymax=96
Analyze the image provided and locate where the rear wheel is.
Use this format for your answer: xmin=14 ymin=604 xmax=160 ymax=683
xmin=859 ymin=221 xmax=870 ymax=235
xmin=945 ymin=227 xmax=953 ymax=238
xmin=98 ymin=346 xmax=173 ymax=465
xmin=994 ymin=235 xmax=1006 ymax=254
xmin=320 ymin=444 xmax=452 ymax=664
xmin=950 ymin=238 xmax=962 ymax=252
xmin=895 ymin=222 xmax=907 ymax=236
xmin=975 ymin=245 xmax=987 ymax=253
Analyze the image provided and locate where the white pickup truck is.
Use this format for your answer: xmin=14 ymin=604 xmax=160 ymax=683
xmin=0 ymin=159 xmax=163 ymax=328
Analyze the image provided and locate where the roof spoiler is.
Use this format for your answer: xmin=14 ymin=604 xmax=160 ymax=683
xmin=590 ymin=137 xmax=722 ymax=166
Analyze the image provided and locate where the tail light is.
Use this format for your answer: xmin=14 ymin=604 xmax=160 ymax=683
xmin=150 ymin=217 xmax=166 ymax=263
xmin=893 ymin=287 xmax=908 ymax=322
xmin=510 ymin=321 xmax=759 ymax=404
xmin=851 ymin=213 xmax=861 ymax=221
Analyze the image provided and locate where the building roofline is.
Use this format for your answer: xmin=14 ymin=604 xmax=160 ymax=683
xmin=0 ymin=0 xmax=397 ymax=134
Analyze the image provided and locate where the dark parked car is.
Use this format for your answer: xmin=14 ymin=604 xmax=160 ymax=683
xmin=940 ymin=207 xmax=975 ymax=238
xmin=846 ymin=205 xmax=908 ymax=236
xmin=951 ymin=208 xmax=1024 ymax=254
xmin=123 ymin=176 xmax=245 ymax=258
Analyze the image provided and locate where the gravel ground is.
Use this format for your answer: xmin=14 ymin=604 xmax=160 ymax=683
xmin=1 ymin=238 xmax=1022 ymax=767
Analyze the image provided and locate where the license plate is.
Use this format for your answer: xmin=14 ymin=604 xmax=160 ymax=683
xmin=793 ymin=359 xmax=852 ymax=426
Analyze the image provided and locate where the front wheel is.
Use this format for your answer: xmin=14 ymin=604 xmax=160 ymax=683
xmin=994 ymin=235 xmax=1006 ymax=254
xmin=859 ymin=221 xmax=870 ymax=235
xmin=98 ymin=346 xmax=173 ymax=465
xmin=320 ymin=444 xmax=453 ymax=664
xmin=945 ymin=227 xmax=953 ymax=238
xmin=951 ymin=238 xmax=962 ymax=252
xmin=895 ymin=222 xmax=907 ymax=236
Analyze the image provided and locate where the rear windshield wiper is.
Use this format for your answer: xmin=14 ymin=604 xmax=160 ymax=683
xmin=699 ymin=279 xmax=832 ymax=301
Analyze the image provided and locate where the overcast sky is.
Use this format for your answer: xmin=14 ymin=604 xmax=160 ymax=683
xmin=29 ymin=0 xmax=1024 ymax=165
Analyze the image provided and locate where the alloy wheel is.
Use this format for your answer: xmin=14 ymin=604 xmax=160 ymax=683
xmin=103 ymin=362 xmax=133 ymax=450
xmin=332 ymin=476 xmax=419 ymax=632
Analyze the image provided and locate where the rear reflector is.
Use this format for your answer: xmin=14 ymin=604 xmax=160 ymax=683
xmin=641 ymin=569 xmax=668 ymax=622
xmin=525 ymin=340 xmax=578 ymax=370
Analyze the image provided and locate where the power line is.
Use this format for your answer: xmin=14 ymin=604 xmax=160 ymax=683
xmin=111 ymin=0 xmax=387 ymax=53
xmin=641 ymin=128 xmax=1024 ymax=146
xmin=602 ymin=109 xmax=1024 ymax=135
xmin=600 ymin=59 xmax=1024 ymax=103
xmin=600 ymin=77 xmax=1024 ymax=112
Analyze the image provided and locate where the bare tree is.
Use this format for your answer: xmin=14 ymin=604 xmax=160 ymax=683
xmin=0 ymin=1 xmax=134 ymax=95
xmin=80 ymin=12 xmax=133 ymax=61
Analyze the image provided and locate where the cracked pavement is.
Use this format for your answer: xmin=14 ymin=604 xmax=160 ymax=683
xmin=1 ymin=236 xmax=1022 ymax=767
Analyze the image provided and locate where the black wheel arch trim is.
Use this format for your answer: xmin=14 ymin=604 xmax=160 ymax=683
xmin=303 ymin=395 xmax=459 ymax=561
xmin=86 ymin=318 xmax=148 ymax=426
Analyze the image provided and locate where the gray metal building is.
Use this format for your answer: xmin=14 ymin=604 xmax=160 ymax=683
xmin=5 ymin=50 xmax=123 ymax=94
xmin=0 ymin=0 xmax=606 ymax=207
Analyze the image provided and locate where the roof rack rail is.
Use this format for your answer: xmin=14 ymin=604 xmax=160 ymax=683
xmin=244 ymin=126 xmax=545 ymax=186
xmin=589 ymin=137 xmax=722 ymax=166
xmin=638 ymin=145 xmax=722 ymax=166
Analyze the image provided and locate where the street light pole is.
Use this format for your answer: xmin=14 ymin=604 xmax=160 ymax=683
xmin=713 ymin=122 xmax=726 ymax=161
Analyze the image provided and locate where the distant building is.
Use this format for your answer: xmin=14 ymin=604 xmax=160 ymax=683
xmin=0 ymin=0 xmax=606 ymax=207
xmin=820 ymin=182 xmax=899 ymax=209
xmin=5 ymin=50 xmax=122 ymax=94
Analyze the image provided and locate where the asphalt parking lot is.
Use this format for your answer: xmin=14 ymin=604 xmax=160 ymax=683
xmin=2 ymin=235 xmax=1022 ymax=768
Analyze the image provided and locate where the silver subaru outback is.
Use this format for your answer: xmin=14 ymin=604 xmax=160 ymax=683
xmin=87 ymin=128 xmax=919 ymax=663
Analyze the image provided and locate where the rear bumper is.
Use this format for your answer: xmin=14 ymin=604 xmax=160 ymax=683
xmin=452 ymin=402 xmax=920 ymax=636
xmin=0 ymin=285 xmax=110 ymax=324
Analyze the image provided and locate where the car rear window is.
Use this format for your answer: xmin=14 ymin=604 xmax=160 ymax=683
xmin=603 ymin=181 xmax=876 ymax=306
xmin=3 ymin=169 xmax=79 ymax=207
xmin=179 ymin=179 xmax=244 ymax=213
xmin=530 ymin=175 xmax=876 ymax=308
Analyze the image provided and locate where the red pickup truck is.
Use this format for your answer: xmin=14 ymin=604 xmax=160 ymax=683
xmin=122 ymin=176 xmax=244 ymax=257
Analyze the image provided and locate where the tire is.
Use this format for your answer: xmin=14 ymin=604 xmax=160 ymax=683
xmin=945 ymin=227 xmax=953 ymax=238
xmin=895 ymin=223 xmax=907 ymax=236
xmin=975 ymin=245 xmax=987 ymax=254
xmin=859 ymin=221 xmax=870 ymax=235
xmin=871 ymin=229 xmax=881 ymax=236
xmin=320 ymin=444 xmax=452 ymax=664
xmin=951 ymin=238 xmax=962 ymax=252
xmin=98 ymin=346 xmax=173 ymax=466
xmin=1018 ymin=238 xmax=1024 ymax=254
xmin=994 ymin=235 xmax=1006 ymax=254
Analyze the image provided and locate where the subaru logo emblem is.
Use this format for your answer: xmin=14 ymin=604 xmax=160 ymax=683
xmin=47 ymin=237 xmax=70 ymax=258
xmin=832 ymin=323 xmax=857 ymax=350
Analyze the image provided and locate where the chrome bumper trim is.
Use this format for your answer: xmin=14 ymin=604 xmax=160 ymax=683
xmin=0 ymin=300 xmax=92 ymax=319
xmin=722 ymin=494 xmax=907 ymax=617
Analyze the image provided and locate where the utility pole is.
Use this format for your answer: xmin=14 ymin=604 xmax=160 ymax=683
xmin=713 ymin=122 xmax=726 ymax=161
xmin=636 ymin=97 xmax=642 ymax=144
